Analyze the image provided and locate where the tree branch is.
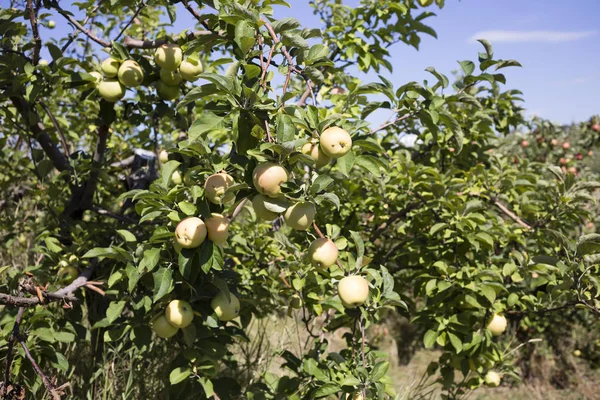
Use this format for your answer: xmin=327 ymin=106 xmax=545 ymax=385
xmin=26 ymin=0 xmax=42 ymax=64
xmin=122 ymin=31 xmax=215 ymax=48
xmin=81 ymin=123 xmax=112 ymax=210
xmin=16 ymin=333 xmax=62 ymax=400
xmin=52 ymin=3 xmax=111 ymax=48
xmin=39 ymin=100 xmax=70 ymax=158
xmin=4 ymin=306 xmax=25 ymax=385
xmin=114 ymin=2 xmax=146 ymax=42
xmin=490 ymin=196 xmax=532 ymax=230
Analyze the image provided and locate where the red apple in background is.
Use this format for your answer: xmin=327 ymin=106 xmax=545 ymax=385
xmin=592 ymin=124 xmax=600 ymax=132
xmin=448 ymin=147 xmax=455 ymax=153
xmin=576 ymin=153 xmax=583 ymax=160
xmin=550 ymin=139 xmax=558 ymax=146
xmin=567 ymin=167 xmax=577 ymax=175
xmin=559 ymin=157 xmax=567 ymax=165
xmin=521 ymin=140 xmax=529 ymax=148
xmin=562 ymin=142 xmax=570 ymax=150
xmin=588 ymin=151 xmax=594 ymax=157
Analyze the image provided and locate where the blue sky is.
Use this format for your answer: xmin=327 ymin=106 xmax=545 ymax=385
xmin=41 ymin=0 xmax=599 ymax=124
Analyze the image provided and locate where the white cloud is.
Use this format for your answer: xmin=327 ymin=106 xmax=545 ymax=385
xmin=468 ymin=30 xmax=598 ymax=44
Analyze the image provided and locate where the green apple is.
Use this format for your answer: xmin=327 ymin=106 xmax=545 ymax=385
xmin=58 ymin=265 xmax=79 ymax=283
xmin=156 ymin=80 xmax=180 ymax=101
xmin=487 ymin=313 xmax=507 ymax=336
xmin=252 ymin=162 xmax=288 ymax=198
xmin=308 ymin=238 xmax=338 ymax=268
xmin=484 ymin=370 xmax=501 ymax=387
xmin=319 ymin=127 xmax=352 ymax=158
xmin=159 ymin=149 xmax=169 ymax=163
xmin=418 ymin=0 xmax=434 ymax=6
xmin=205 ymin=213 xmax=230 ymax=245
xmin=98 ymin=79 xmax=126 ymax=102
xmin=89 ymin=71 xmax=103 ymax=86
xmin=117 ymin=60 xmax=144 ymax=87
xmin=165 ymin=299 xmax=194 ymax=328
xmin=302 ymin=141 xmax=331 ymax=168
xmin=283 ymin=201 xmax=316 ymax=231
xmin=159 ymin=68 xmax=182 ymax=85
xmin=171 ymin=170 xmax=182 ymax=185
xmin=211 ymin=291 xmax=240 ymax=321
xmin=290 ymin=294 xmax=303 ymax=309
xmin=151 ymin=314 xmax=179 ymax=338
xmin=38 ymin=59 xmax=49 ymax=66
xmin=204 ymin=172 xmax=235 ymax=204
xmin=101 ymin=57 xmax=120 ymax=77
xmin=47 ymin=20 xmax=56 ymax=29
xmin=252 ymin=194 xmax=281 ymax=221
xmin=179 ymin=57 xmax=204 ymax=81
xmin=338 ymin=275 xmax=369 ymax=308
xmin=154 ymin=44 xmax=183 ymax=71
xmin=573 ymin=349 xmax=581 ymax=357
xmin=175 ymin=217 xmax=207 ymax=249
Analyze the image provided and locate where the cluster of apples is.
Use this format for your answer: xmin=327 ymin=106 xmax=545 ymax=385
xmin=482 ymin=313 xmax=508 ymax=387
xmin=91 ymin=43 xmax=203 ymax=103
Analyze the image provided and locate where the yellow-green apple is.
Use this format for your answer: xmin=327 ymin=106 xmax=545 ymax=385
xmin=154 ymin=44 xmax=183 ymax=71
xmin=211 ymin=291 xmax=240 ymax=321
xmin=159 ymin=150 xmax=169 ymax=163
xmin=204 ymin=172 xmax=234 ymax=204
xmin=252 ymin=194 xmax=281 ymax=221
xmin=151 ymin=314 xmax=178 ymax=338
xmin=205 ymin=213 xmax=230 ymax=245
xmin=117 ymin=60 xmax=144 ymax=87
xmin=156 ymin=80 xmax=180 ymax=100
xmin=283 ymin=201 xmax=316 ymax=230
xmin=418 ymin=0 xmax=434 ymax=6
xmin=484 ymin=370 xmax=501 ymax=387
xmin=252 ymin=162 xmax=288 ymax=197
xmin=160 ymin=68 xmax=182 ymax=85
xmin=338 ymin=275 xmax=369 ymax=308
xmin=89 ymin=71 xmax=103 ymax=84
xmin=487 ymin=313 xmax=507 ymax=336
xmin=58 ymin=264 xmax=79 ymax=284
xmin=171 ymin=170 xmax=182 ymax=185
xmin=38 ymin=59 xmax=49 ymax=66
xmin=179 ymin=57 xmax=204 ymax=81
xmin=101 ymin=57 xmax=120 ymax=77
xmin=175 ymin=217 xmax=207 ymax=249
xmin=47 ymin=20 xmax=56 ymax=28
xmin=302 ymin=141 xmax=331 ymax=168
xmin=165 ymin=299 xmax=194 ymax=328
xmin=290 ymin=294 xmax=303 ymax=309
xmin=573 ymin=349 xmax=581 ymax=357
xmin=319 ymin=127 xmax=352 ymax=158
xmin=98 ymin=79 xmax=126 ymax=102
xmin=308 ymin=238 xmax=338 ymax=268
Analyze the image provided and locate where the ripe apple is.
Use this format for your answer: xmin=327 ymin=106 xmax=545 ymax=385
xmin=171 ymin=170 xmax=182 ymax=185
xmin=154 ymin=44 xmax=183 ymax=71
xmin=338 ymin=275 xmax=369 ymax=308
xmin=562 ymin=142 xmax=570 ymax=150
xmin=151 ymin=314 xmax=178 ymax=338
xmin=351 ymin=393 xmax=364 ymax=400
xmin=211 ymin=291 xmax=240 ymax=321
xmin=159 ymin=150 xmax=169 ymax=163
xmin=117 ymin=60 xmax=144 ymax=87
xmin=588 ymin=151 xmax=594 ymax=157
xmin=550 ymin=139 xmax=558 ymax=146
xmin=592 ymin=124 xmax=600 ymax=132
xmin=290 ymin=294 xmax=303 ymax=309
xmin=319 ymin=127 xmax=352 ymax=158
xmin=47 ymin=20 xmax=56 ymax=29
xmin=487 ymin=313 xmax=507 ymax=336
xmin=521 ymin=140 xmax=529 ymax=148
xmin=175 ymin=217 xmax=207 ymax=249
xmin=301 ymin=141 xmax=331 ymax=168
xmin=98 ymin=79 xmax=126 ymax=102
xmin=156 ymin=80 xmax=180 ymax=100
xmin=308 ymin=238 xmax=339 ymax=268
xmin=567 ymin=166 xmax=577 ymax=175
xmin=448 ymin=147 xmax=455 ymax=153
xmin=573 ymin=349 xmax=581 ymax=357
xmin=101 ymin=57 xmax=120 ymax=77
xmin=252 ymin=162 xmax=288 ymax=198
xmin=484 ymin=370 xmax=501 ymax=387
xmin=283 ymin=201 xmax=316 ymax=230
xmin=179 ymin=57 xmax=204 ymax=81
xmin=165 ymin=299 xmax=194 ymax=328
xmin=205 ymin=213 xmax=230 ymax=245
xmin=58 ymin=265 xmax=79 ymax=283
xmin=559 ymin=157 xmax=567 ymax=165
xmin=160 ymin=68 xmax=182 ymax=86
xmin=252 ymin=194 xmax=281 ymax=221
xmin=89 ymin=71 xmax=103 ymax=84
xmin=204 ymin=172 xmax=235 ymax=204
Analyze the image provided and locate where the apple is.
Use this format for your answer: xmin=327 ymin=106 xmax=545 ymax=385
xmin=573 ymin=349 xmax=581 ymax=357
xmin=160 ymin=68 xmax=182 ymax=86
xmin=211 ymin=291 xmax=240 ymax=321
xmin=487 ymin=313 xmax=507 ymax=336
xmin=319 ymin=127 xmax=352 ymax=158
xmin=550 ymin=139 xmax=558 ymax=146
xmin=562 ymin=142 xmax=570 ymax=150
xmin=205 ymin=213 xmax=230 ymax=245
xmin=448 ymin=147 xmax=455 ymax=153
xmin=484 ymin=370 xmax=501 ymax=387
xmin=308 ymin=238 xmax=339 ymax=268
xmin=576 ymin=153 xmax=583 ymax=160
xmin=179 ymin=57 xmax=204 ymax=81
xmin=156 ymin=80 xmax=180 ymax=100
xmin=204 ymin=172 xmax=235 ymax=204
xmin=58 ymin=265 xmax=79 ymax=283
xmin=154 ymin=44 xmax=183 ymax=71
xmin=418 ymin=0 xmax=434 ymax=6
xmin=117 ymin=60 xmax=144 ymax=87
xmin=588 ymin=150 xmax=594 ymax=157
xmin=253 ymin=162 xmax=288 ymax=198
xmin=18 ymin=234 xmax=27 ymax=245
xmin=592 ymin=124 xmax=600 ymax=132
xmin=165 ymin=299 xmax=194 ymax=328
xmin=338 ymin=275 xmax=369 ymax=308
xmin=47 ymin=20 xmax=55 ymax=29
xmin=89 ymin=71 xmax=103 ymax=84
xmin=101 ymin=57 xmax=120 ymax=77
xmin=171 ymin=170 xmax=182 ymax=185
xmin=151 ymin=314 xmax=179 ymax=338
xmin=38 ymin=59 xmax=49 ymax=66
xmin=283 ymin=201 xmax=316 ymax=231
xmin=567 ymin=166 xmax=577 ymax=175
xmin=98 ymin=79 xmax=126 ymax=102
xmin=290 ymin=294 xmax=303 ymax=309
xmin=351 ymin=393 xmax=364 ymax=400
xmin=175 ymin=217 xmax=207 ymax=249
xmin=159 ymin=150 xmax=169 ymax=163
xmin=252 ymin=194 xmax=281 ymax=221
xmin=521 ymin=140 xmax=529 ymax=148
xmin=559 ymin=157 xmax=567 ymax=165
xmin=301 ymin=141 xmax=331 ymax=168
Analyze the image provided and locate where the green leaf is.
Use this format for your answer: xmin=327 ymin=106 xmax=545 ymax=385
xmin=336 ymin=151 xmax=355 ymax=176
xmin=169 ymin=367 xmax=192 ymax=385
xmin=577 ymin=234 xmax=600 ymax=256
xmin=424 ymin=329 xmax=437 ymax=349
xmin=106 ymin=300 xmax=126 ymax=323
xmin=276 ymin=113 xmax=295 ymax=143
xmin=458 ymin=60 xmax=475 ymax=76
xmin=152 ymin=267 xmax=174 ymax=302
xmin=188 ymin=112 xmax=224 ymax=140
xmin=313 ymin=383 xmax=341 ymax=398
xmin=178 ymin=201 xmax=197 ymax=216
xmin=448 ymin=332 xmax=463 ymax=353
xmin=199 ymin=241 xmax=224 ymax=274
xmin=372 ymin=361 xmax=390 ymax=381
xmin=271 ymin=17 xmax=301 ymax=33
xmin=425 ymin=67 xmax=449 ymax=88
xmin=140 ymin=247 xmax=161 ymax=272
xmin=310 ymin=175 xmax=334 ymax=195
xmin=507 ymin=293 xmax=519 ymax=307
xmin=234 ymin=20 xmax=256 ymax=54
xmin=161 ymin=160 xmax=181 ymax=187
xmin=116 ymin=229 xmax=136 ymax=243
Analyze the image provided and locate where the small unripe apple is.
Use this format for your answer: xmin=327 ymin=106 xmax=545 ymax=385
xmin=165 ymin=299 xmax=194 ymax=328
xmin=175 ymin=217 xmax=207 ymax=249
xmin=484 ymin=370 xmax=501 ymax=387
xmin=101 ymin=57 xmax=120 ymax=77
xmin=179 ymin=58 xmax=204 ymax=81
xmin=38 ymin=59 xmax=49 ymax=66
xmin=351 ymin=393 xmax=364 ymax=400
xmin=160 ymin=68 xmax=182 ymax=85
xmin=151 ymin=314 xmax=178 ymax=338
xmin=290 ymin=294 xmax=303 ymax=309
xmin=562 ymin=142 xmax=570 ymax=150
xmin=159 ymin=150 xmax=169 ymax=163
xmin=253 ymin=162 xmax=288 ymax=197
xmin=487 ymin=313 xmax=507 ymax=336
xmin=205 ymin=213 xmax=230 ymax=245
xmin=308 ymin=238 xmax=339 ymax=268
xmin=171 ymin=170 xmax=182 ymax=185
xmin=252 ymin=194 xmax=281 ymax=221
xmin=301 ymin=141 xmax=331 ymax=168
xmin=418 ymin=0 xmax=434 ymax=6
xmin=18 ymin=234 xmax=27 ymax=245
xmin=319 ymin=127 xmax=352 ymax=158
xmin=204 ymin=172 xmax=235 ymax=204
xmin=98 ymin=79 xmax=126 ymax=102
xmin=592 ymin=124 xmax=600 ymax=132
xmin=154 ymin=44 xmax=183 ymax=71
xmin=47 ymin=20 xmax=56 ymax=29
xmin=550 ymin=139 xmax=558 ymax=146
xmin=211 ymin=291 xmax=240 ymax=321
xmin=338 ymin=275 xmax=369 ymax=308
xmin=58 ymin=265 xmax=79 ymax=283
xmin=283 ymin=201 xmax=316 ymax=230
xmin=521 ymin=140 xmax=529 ymax=148
xmin=117 ymin=60 xmax=144 ymax=87
xmin=156 ymin=80 xmax=180 ymax=100
xmin=573 ymin=349 xmax=581 ymax=357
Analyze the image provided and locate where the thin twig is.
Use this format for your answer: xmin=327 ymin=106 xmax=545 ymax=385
xmin=52 ymin=3 xmax=111 ymax=47
xmin=26 ymin=0 xmax=42 ymax=64
xmin=369 ymin=112 xmax=414 ymax=135
xmin=39 ymin=101 xmax=70 ymax=158
xmin=490 ymin=196 xmax=532 ymax=230
xmin=114 ymin=2 xmax=146 ymax=42
xmin=59 ymin=0 xmax=104 ymax=53
xmin=4 ymin=306 xmax=25 ymax=385
xmin=16 ymin=333 xmax=61 ymax=400
xmin=182 ymin=0 xmax=210 ymax=30
xmin=91 ymin=206 xmax=138 ymax=224
xmin=229 ymin=198 xmax=249 ymax=222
